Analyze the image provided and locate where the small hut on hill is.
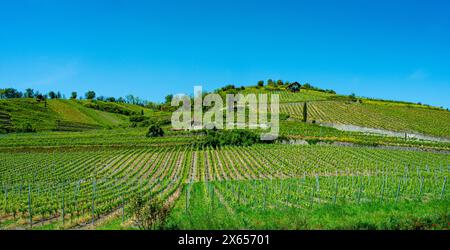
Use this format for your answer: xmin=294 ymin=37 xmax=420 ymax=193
xmin=287 ymin=82 xmax=301 ymax=92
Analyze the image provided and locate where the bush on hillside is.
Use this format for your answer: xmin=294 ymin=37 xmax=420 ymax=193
xmin=129 ymin=115 xmax=147 ymax=123
xmin=201 ymin=129 xmax=261 ymax=148
xmin=146 ymin=122 xmax=164 ymax=137
xmin=18 ymin=122 xmax=36 ymax=133
xmin=128 ymin=194 xmax=169 ymax=230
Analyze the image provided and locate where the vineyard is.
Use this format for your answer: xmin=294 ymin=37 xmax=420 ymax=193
xmin=1 ymin=89 xmax=449 ymax=230
xmin=0 ymin=144 xmax=448 ymax=229
xmin=279 ymin=121 xmax=450 ymax=150
xmin=0 ymin=98 xmax=167 ymax=133
xmin=280 ymin=101 xmax=450 ymax=138
xmin=2 ymin=0 xmax=450 ymax=237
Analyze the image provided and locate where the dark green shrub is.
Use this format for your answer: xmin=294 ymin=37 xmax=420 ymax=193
xmin=146 ymin=123 xmax=164 ymax=137
xmin=19 ymin=122 xmax=36 ymax=133
xmin=202 ymin=130 xmax=260 ymax=148
xmin=129 ymin=194 xmax=169 ymax=230
xmin=129 ymin=115 xmax=147 ymax=123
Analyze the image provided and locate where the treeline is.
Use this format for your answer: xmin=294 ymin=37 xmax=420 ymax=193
xmin=215 ymin=79 xmax=336 ymax=94
xmin=0 ymin=79 xmax=339 ymax=111
xmin=0 ymin=87 xmax=168 ymax=111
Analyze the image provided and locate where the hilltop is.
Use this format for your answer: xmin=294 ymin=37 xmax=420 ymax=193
xmin=214 ymin=83 xmax=450 ymax=139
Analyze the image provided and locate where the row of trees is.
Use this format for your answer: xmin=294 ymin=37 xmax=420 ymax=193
xmin=255 ymin=79 xmax=336 ymax=94
xmin=0 ymin=87 xmax=164 ymax=110
xmin=1 ymin=81 xmax=337 ymax=111
xmin=257 ymin=79 xmax=289 ymax=87
xmin=0 ymin=88 xmax=91 ymax=100
xmin=213 ymin=79 xmax=335 ymax=94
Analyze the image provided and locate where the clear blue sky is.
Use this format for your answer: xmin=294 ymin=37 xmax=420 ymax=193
xmin=1 ymin=0 xmax=449 ymax=107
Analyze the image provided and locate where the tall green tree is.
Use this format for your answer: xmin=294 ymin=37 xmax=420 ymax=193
xmin=165 ymin=94 xmax=173 ymax=105
xmin=0 ymin=88 xmax=22 ymax=99
xmin=303 ymin=102 xmax=308 ymax=122
xmin=24 ymin=88 xmax=35 ymax=98
xmin=125 ymin=94 xmax=135 ymax=104
xmin=48 ymin=91 xmax=57 ymax=99
xmin=85 ymin=91 xmax=96 ymax=100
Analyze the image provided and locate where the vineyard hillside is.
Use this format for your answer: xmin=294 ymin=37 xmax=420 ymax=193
xmin=223 ymin=86 xmax=450 ymax=138
xmin=0 ymin=98 xmax=157 ymax=132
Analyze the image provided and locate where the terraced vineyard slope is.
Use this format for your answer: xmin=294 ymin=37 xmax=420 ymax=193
xmin=280 ymin=100 xmax=450 ymax=138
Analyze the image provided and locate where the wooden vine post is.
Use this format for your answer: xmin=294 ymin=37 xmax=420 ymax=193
xmin=61 ymin=183 xmax=65 ymax=226
xmin=28 ymin=183 xmax=32 ymax=228
xmin=92 ymin=179 xmax=96 ymax=225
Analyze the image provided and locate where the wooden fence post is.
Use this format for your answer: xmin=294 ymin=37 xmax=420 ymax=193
xmin=28 ymin=183 xmax=32 ymax=228
xmin=92 ymin=179 xmax=96 ymax=225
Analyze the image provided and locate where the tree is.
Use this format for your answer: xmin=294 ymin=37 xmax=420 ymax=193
xmin=146 ymin=123 xmax=164 ymax=137
xmin=257 ymin=80 xmax=264 ymax=87
xmin=276 ymin=79 xmax=283 ymax=86
xmin=267 ymin=79 xmax=274 ymax=86
xmin=106 ymin=97 xmax=116 ymax=102
xmin=24 ymin=88 xmax=35 ymax=98
xmin=48 ymin=91 xmax=57 ymax=99
xmin=165 ymin=94 xmax=173 ymax=105
xmin=85 ymin=91 xmax=96 ymax=100
xmin=303 ymin=83 xmax=312 ymax=89
xmin=146 ymin=102 xmax=159 ymax=110
xmin=134 ymin=96 xmax=142 ymax=105
xmin=125 ymin=94 xmax=135 ymax=104
xmin=0 ymin=88 xmax=22 ymax=99
xmin=70 ymin=92 xmax=77 ymax=99
xmin=302 ymin=102 xmax=308 ymax=122
xmin=57 ymin=91 xmax=62 ymax=99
